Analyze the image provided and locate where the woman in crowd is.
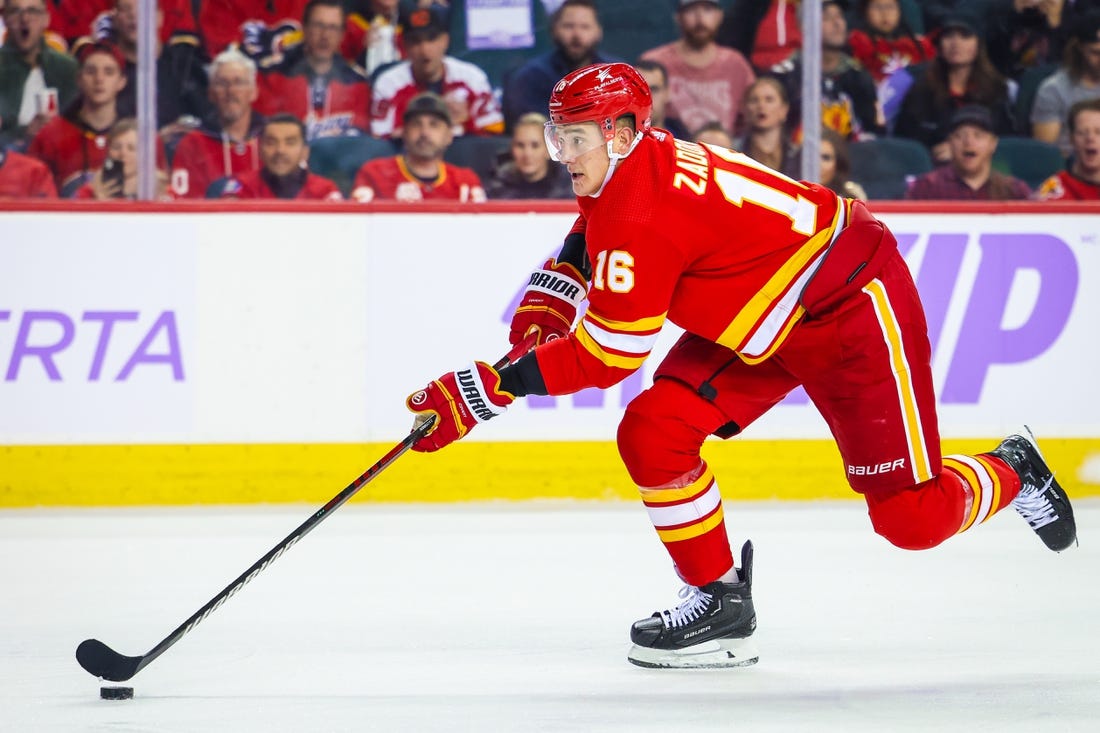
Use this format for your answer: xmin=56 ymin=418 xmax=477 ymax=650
xmin=819 ymin=127 xmax=868 ymax=200
xmin=74 ymin=118 xmax=169 ymax=200
xmin=732 ymin=76 xmax=801 ymax=178
xmin=893 ymin=14 xmax=1017 ymax=164
xmin=485 ymin=112 xmax=573 ymax=199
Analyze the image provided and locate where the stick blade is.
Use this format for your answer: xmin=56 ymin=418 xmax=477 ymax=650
xmin=76 ymin=639 xmax=143 ymax=681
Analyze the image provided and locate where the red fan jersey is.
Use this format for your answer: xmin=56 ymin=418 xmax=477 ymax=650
xmin=369 ymin=57 xmax=504 ymax=138
xmin=255 ymin=48 xmax=370 ymax=139
xmin=1034 ymin=170 xmax=1100 ymax=201
xmin=200 ymin=0 xmax=308 ymax=56
xmin=533 ymin=131 xmax=851 ymax=395
xmin=221 ymin=168 xmax=343 ymax=200
xmin=169 ymin=120 xmax=264 ymax=199
xmin=847 ymin=30 xmax=934 ymax=83
xmin=27 ymin=113 xmax=111 ymax=193
xmin=351 ymin=155 xmax=486 ymax=202
xmin=0 ymin=150 xmax=58 ymax=198
xmin=49 ymin=0 xmax=196 ymax=46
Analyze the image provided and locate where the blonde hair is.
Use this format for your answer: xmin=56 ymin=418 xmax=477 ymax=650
xmin=513 ymin=112 xmax=549 ymax=135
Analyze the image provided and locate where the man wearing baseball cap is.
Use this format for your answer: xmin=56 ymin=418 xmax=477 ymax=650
xmin=639 ymin=0 xmax=755 ymax=136
xmin=353 ymin=91 xmax=485 ymax=202
xmin=906 ymin=105 xmax=1030 ymax=200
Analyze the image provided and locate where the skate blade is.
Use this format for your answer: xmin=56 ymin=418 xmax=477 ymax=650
xmin=627 ymin=636 xmax=760 ymax=669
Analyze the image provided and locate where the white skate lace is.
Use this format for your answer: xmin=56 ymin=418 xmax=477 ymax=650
xmin=1012 ymin=476 xmax=1058 ymax=529
xmin=659 ymin=585 xmax=713 ymax=629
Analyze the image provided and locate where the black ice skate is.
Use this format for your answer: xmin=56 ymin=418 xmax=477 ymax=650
xmin=627 ymin=540 xmax=758 ymax=669
xmin=991 ymin=426 xmax=1077 ymax=552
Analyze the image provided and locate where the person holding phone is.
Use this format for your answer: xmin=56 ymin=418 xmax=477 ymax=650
xmin=74 ymin=116 xmax=169 ymax=199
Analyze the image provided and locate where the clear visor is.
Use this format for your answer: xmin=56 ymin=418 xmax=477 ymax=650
xmin=544 ymin=121 xmax=609 ymax=162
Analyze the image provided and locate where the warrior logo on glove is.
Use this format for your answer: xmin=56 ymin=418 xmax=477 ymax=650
xmin=406 ymin=363 xmax=514 ymax=452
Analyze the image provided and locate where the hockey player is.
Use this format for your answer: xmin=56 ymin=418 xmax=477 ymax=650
xmin=403 ymin=63 xmax=1077 ymax=669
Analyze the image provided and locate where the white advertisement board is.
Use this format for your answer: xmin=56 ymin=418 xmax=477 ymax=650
xmin=1 ymin=210 xmax=1097 ymax=444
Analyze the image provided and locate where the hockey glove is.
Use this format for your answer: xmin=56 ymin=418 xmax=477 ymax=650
xmin=508 ymin=259 xmax=587 ymax=350
xmin=406 ymin=362 xmax=514 ymax=453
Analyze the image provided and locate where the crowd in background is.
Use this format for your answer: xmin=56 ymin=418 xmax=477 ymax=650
xmin=2 ymin=0 xmax=1100 ymax=202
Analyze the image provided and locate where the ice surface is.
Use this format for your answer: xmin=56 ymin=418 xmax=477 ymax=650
xmin=2 ymin=501 xmax=1097 ymax=732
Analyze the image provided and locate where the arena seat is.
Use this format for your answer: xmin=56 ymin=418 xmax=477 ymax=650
xmin=849 ymin=137 xmax=934 ymax=199
xmin=442 ymin=134 xmax=512 ymax=182
xmin=993 ymin=136 xmax=1066 ymax=190
xmin=308 ymin=135 xmax=399 ymax=196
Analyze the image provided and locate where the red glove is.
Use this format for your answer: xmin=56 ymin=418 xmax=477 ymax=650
xmin=508 ymin=259 xmax=587 ymax=349
xmin=406 ymin=362 xmax=514 ymax=452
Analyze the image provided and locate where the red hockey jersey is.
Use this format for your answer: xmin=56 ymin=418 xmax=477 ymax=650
xmin=350 ymin=155 xmax=485 ymax=202
xmin=533 ymin=131 xmax=850 ymax=395
xmin=0 ymin=150 xmax=58 ymax=198
xmin=255 ymin=48 xmax=369 ymax=139
xmin=200 ymin=0 xmax=308 ymax=56
xmin=27 ymin=113 xmax=111 ymax=193
xmin=369 ymin=57 xmax=504 ymax=138
xmin=169 ymin=120 xmax=263 ymax=199
xmin=222 ymin=169 xmax=343 ymax=200
xmin=1034 ymin=170 xmax=1100 ymax=201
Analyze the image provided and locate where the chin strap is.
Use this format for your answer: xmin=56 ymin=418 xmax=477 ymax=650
xmin=587 ymin=130 xmax=645 ymax=198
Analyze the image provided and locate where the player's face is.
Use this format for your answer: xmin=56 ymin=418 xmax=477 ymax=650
xmin=260 ymin=122 xmax=307 ymax=176
xmin=209 ymin=64 xmax=258 ymax=124
xmin=108 ymin=128 xmax=138 ymax=177
xmin=939 ymin=29 xmax=978 ymax=66
xmin=4 ymin=0 xmax=48 ymax=55
xmin=78 ymin=53 xmax=127 ymax=107
xmin=822 ymin=4 xmax=848 ymax=50
xmin=864 ymin=0 xmax=900 ymax=35
xmin=406 ymin=32 xmax=448 ymax=83
xmin=551 ymin=7 xmax=601 ymax=65
xmin=511 ymin=123 xmax=549 ymax=180
xmin=948 ymin=124 xmax=997 ymax=176
xmin=638 ymin=68 xmax=669 ymax=126
xmin=402 ymin=113 xmax=452 ymax=161
xmin=304 ymin=5 xmax=344 ymax=62
xmin=676 ymin=3 xmax=722 ymax=49
xmin=1071 ymin=109 xmax=1100 ymax=175
xmin=819 ymin=139 xmax=837 ymax=185
xmin=546 ymin=122 xmax=610 ymax=196
xmin=744 ymin=81 xmax=788 ymax=132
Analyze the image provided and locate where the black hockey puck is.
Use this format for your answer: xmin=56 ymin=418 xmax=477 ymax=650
xmin=100 ymin=686 xmax=133 ymax=700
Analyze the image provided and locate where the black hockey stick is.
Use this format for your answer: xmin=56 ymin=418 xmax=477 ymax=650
xmin=76 ymin=345 xmax=529 ymax=682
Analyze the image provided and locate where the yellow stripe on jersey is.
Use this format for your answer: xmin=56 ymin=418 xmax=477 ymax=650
xmin=716 ymin=205 xmax=842 ymax=363
xmin=575 ymin=324 xmax=649 ymax=370
xmin=585 ymin=310 xmax=668 ymax=333
xmin=974 ymin=455 xmax=1003 ymax=522
xmin=862 ymin=279 xmax=934 ymax=485
xmin=944 ymin=456 xmax=983 ymax=533
xmin=638 ymin=465 xmax=716 ymax=504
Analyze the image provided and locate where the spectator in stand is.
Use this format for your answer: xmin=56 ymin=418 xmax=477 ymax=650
xmin=986 ymin=0 xmax=1073 ymax=81
xmin=894 ymin=13 xmax=1017 ymax=164
xmin=354 ymin=91 xmax=485 ymax=202
xmin=222 ymin=113 xmax=342 ymax=200
xmin=27 ymin=41 xmax=126 ymax=194
xmin=634 ymin=59 xmax=690 ymax=139
xmin=1034 ymin=96 xmax=1100 ymax=199
xmin=199 ymin=0 xmax=307 ymax=59
xmin=1031 ymin=12 xmax=1100 ymax=157
xmin=0 ymin=146 xmax=56 ymax=197
xmin=170 ymin=48 xmax=264 ymax=199
xmin=77 ymin=0 xmax=209 ymax=130
xmin=718 ymin=0 xmax=802 ymax=72
xmin=0 ymin=0 xmax=77 ymax=149
xmin=485 ymin=112 xmax=573 ymax=199
xmin=73 ymin=117 xmax=169 ymax=199
xmin=818 ymin=126 xmax=868 ymax=199
xmin=732 ymin=76 xmax=801 ymax=178
xmin=255 ymin=0 xmax=369 ymax=141
xmin=370 ymin=4 xmax=502 ymax=138
xmin=47 ymin=0 xmax=194 ymax=48
xmin=502 ymin=0 xmax=620 ymax=129
xmin=906 ymin=105 xmax=1031 ymax=199
xmin=848 ymin=0 xmax=935 ymax=118
xmin=693 ymin=120 xmax=734 ymax=148
xmin=640 ymin=0 xmax=756 ymax=136
xmin=771 ymin=0 xmax=885 ymax=141
xmin=345 ymin=0 xmax=402 ymax=77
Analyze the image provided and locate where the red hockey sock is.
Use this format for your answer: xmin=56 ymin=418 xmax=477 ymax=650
xmin=942 ymin=452 xmax=1021 ymax=533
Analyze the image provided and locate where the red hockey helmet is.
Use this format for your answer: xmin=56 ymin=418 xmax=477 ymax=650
xmin=545 ymin=63 xmax=653 ymax=162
